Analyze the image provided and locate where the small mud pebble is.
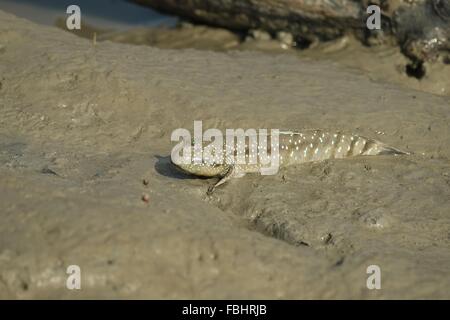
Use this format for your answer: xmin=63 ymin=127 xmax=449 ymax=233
xmin=320 ymin=233 xmax=333 ymax=245
xmin=141 ymin=193 xmax=150 ymax=203
xmin=142 ymin=179 xmax=149 ymax=186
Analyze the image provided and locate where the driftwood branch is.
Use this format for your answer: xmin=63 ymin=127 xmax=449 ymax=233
xmin=133 ymin=0 xmax=450 ymax=64
xmin=133 ymin=0 xmax=365 ymax=41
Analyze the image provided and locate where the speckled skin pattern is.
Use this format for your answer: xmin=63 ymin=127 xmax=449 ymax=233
xmin=172 ymin=130 xmax=407 ymax=193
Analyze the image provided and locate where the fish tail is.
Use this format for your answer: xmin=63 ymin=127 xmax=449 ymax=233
xmin=360 ymin=138 xmax=410 ymax=156
xmin=377 ymin=143 xmax=411 ymax=156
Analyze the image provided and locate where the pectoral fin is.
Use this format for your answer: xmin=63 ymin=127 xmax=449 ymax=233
xmin=207 ymin=165 xmax=245 ymax=195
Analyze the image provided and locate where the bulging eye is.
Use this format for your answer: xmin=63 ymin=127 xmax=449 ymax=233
xmin=433 ymin=0 xmax=450 ymax=21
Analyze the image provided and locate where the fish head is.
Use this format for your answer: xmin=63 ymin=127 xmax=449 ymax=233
xmin=171 ymin=157 xmax=230 ymax=178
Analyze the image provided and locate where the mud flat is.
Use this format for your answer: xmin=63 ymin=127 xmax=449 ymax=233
xmin=95 ymin=24 xmax=450 ymax=96
xmin=0 ymin=10 xmax=449 ymax=298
